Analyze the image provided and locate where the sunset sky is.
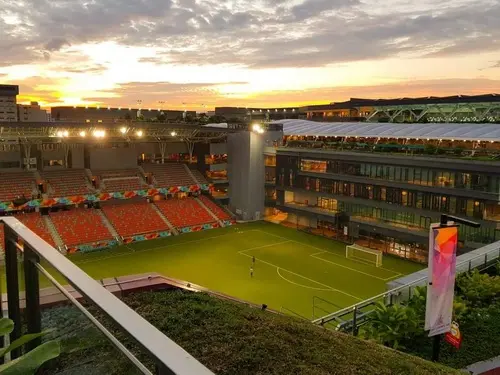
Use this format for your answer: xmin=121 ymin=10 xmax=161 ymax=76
xmin=1 ymin=0 xmax=499 ymax=111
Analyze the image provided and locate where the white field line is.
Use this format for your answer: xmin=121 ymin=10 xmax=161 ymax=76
xmin=255 ymin=229 xmax=402 ymax=278
xmin=238 ymin=249 xmax=362 ymax=302
xmin=276 ymin=268 xmax=332 ymax=292
xmin=74 ymin=229 xmax=263 ymax=265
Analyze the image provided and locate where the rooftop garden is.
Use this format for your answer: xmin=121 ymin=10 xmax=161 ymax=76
xmin=38 ymin=290 xmax=460 ymax=375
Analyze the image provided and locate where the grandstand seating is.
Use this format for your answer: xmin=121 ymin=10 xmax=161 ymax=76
xmin=192 ymin=170 xmax=208 ymax=184
xmin=155 ymin=198 xmax=216 ymax=229
xmin=42 ymin=169 xmax=90 ymax=197
xmin=143 ymin=164 xmax=196 ymax=187
xmin=0 ymin=172 xmax=35 ymax=202
xmin=101 ymin=203 xmax=169 ymax=237
xmin=50 ymin=209 xmax=113 ymax=246
xmin=96 ymin=169 xmax=144 ymax=192
xmin=198 ymin=195 xmax=231 ymax=220
xmin=15 ymin=213 xmax=55 ymax=246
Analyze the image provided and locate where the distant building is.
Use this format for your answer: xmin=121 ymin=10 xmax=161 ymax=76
xmin=18 ymin=102 xmax=49 ymax=122
xmin=50 ymin=106 xmax=196 ymax=123
xmin=0 ymin=84 xmax=19 ymax=122
xmin=300 ymin=94 xmax=500 ymax=123
xmin=215 ymin=107 xmax=304 ymax=122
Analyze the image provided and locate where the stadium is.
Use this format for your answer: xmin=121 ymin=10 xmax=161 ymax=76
xmin=0 ymin=118 xmax=499 ymax=374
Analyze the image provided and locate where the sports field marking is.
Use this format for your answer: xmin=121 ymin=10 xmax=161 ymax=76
xmin=255 ymin=229 xmax=403 ymax=277
xmin=276 ymin=268 xmax=333 ymax=292
xmin=238 ymin=249 xmax=362 ymax=302
xmin=74 ymin=230 xmax=262 ymax=265
xmin=310 ymin=251 xmax=402 ymax=281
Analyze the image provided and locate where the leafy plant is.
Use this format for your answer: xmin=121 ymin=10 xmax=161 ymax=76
xmin=360 ymin=302 xmax=423 ymax=349
xmin=455 ymin=269 xmax=500 ymax=308
xmin=0 ymin=317 xmax=60 ymax=375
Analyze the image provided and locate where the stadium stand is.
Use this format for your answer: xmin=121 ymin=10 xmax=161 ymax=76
xmin=15 ymin=212 xmax=55 ymax=246
xmin=0 ymin=172 xmax=35 ymax=202
xmin=96 ymin=169 xmax=144 ymax=192
xmin=42 ymin=169 xmax=90 ymax=196
xmin=142 ymin=164 xmax=196 ymax=187
xmin=155 ymin=198 xmax=216 ymax=229
xmin=50 ymin=209 xmax=113 ymax=246
xmin=192 ymin=170 xmax=208 ymax=184
xmin=101 ymin=203 xmax=169 ymax=237
xmin=198 ymin=195 xmax=231 ymax=220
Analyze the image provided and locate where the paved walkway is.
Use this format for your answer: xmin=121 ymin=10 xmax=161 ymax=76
xmin=466 ymin=356 xmax=500 ymax=375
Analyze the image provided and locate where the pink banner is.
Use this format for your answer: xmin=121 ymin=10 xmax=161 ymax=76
xmin=425 ymin=224 xmax=459 ymax=336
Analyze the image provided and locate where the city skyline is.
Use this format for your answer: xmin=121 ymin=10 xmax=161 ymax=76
xmin=1 ymin=0 xmax=499 ymax=111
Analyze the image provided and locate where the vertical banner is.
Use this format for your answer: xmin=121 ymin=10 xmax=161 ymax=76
xmin=425 ymin=224 xmax=459 ymax=336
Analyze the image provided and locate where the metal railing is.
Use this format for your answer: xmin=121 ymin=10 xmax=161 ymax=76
xmin=0 ymin=217 xmax=214 ymax=375
xmin=312 ymin=241 xmax=500 ymax=331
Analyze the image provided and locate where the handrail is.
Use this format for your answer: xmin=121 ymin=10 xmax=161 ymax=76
xmin=312 ymin=242 xmax=500 ymax=325
xmin=0 ymin=217 xmax=214 ymax=375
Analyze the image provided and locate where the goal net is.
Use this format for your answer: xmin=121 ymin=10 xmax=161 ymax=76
xmin=346 ymin=244 xmax=383 ymax=267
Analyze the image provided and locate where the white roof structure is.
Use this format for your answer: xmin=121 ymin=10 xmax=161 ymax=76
xmin=274 ymin=120 xmax=500 ymax=142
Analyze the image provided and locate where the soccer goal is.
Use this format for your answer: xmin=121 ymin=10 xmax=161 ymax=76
xmin=346 ymin=244 xmax=383 ymax=267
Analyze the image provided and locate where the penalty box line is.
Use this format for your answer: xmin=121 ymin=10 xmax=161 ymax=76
xmin=310 ymin=252 xmax=402 ymax=282
xmin=255 ymin=229 xmax=402 ymax=280
xmin=238 ymin=246 xmax=362 ymax=302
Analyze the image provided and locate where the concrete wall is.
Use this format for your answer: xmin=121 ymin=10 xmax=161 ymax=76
xmin=71 ymin=147 xmax=85 ymax=169
xmin=90 ymin=148 xmax=137 ymax=170
xmin=210 ymin=143 xmax=227 ymax=155
xmin=228 ymin=131 xmax=281 ymax=221
xmin=0 ymin=151 xmax=22 ymax=171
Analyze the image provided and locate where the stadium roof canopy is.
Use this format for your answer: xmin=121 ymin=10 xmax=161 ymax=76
xmin=274 ymin=120 xmax=500 ymax=142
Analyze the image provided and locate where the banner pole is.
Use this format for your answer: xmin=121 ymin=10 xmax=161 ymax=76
xmin=432 ymin=332 xmax=441 ymax=361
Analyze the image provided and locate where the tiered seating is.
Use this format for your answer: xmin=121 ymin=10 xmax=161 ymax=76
xmin=143 ymin=164 xmax=195 ymax=187
xmin=50 ymin=209 xmax=113 ymax=246
xmin=0 ymin=172 xmax=35 ymax=202
xmin=42 ymin=169 xmax=90 ymax=196
xmin=192 ymin=170 xmax=208 ymax=184
xmin=101 ymin=203 xmax=168 ymax=237
xmin=199 ymin=195 xmax=231 ymax=220
xmin=15 ymin=213 xmax=55 ymax=246
xmin=96 ymin=169 xmax=143 ymax=192
xmin=155 ymin=198 xmax=215 ymax=229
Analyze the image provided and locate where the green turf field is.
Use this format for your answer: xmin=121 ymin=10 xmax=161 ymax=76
xmin=7 ymin=222 xmax=424 ymax=319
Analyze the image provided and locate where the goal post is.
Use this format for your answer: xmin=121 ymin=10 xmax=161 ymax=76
xmin=346 ymin=244 xmax=383 ymax=267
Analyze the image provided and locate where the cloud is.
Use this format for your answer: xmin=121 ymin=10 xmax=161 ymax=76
xmin=1 ymin=0 xmax=498 ymax=71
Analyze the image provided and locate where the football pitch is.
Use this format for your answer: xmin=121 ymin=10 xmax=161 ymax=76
xmin=23 ymin=222 xmax=424 ymax=319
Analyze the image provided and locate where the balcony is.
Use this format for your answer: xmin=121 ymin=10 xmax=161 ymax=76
xmin=0 ymin=217 xmax=214 ymax=375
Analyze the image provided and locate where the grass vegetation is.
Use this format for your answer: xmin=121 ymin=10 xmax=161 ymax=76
xmin=40 ymin=290 xmax=460 ymax=375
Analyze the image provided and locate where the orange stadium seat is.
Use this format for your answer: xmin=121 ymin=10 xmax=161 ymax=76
xmin=42 ymin=169 xmax=90 ymax=197
xmin=50 ymin=209 xmax=113 ymax=246
xmin=101 ymin=203 xmax=168 ymax=237
xmin=198 ymin=195 xmax=231 ymax=220
xmin=0 ymin=172 xmax=35 ymax=202
xmin=142 ymin=164 xmax=196 ymax=187
xmin=155 ymin=198 xmax=215 ymax=229
xmin=15 ymin=212 xmax=55 ymax=246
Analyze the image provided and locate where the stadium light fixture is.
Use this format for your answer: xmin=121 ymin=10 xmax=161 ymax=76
xmin=79 ymin=131 xmax=86 ymax=137
xmin=136 ymin=130 xmax=143 ymax=137
xmin=252 ymin=124 xmax=265 ymax=134
xmin=120 ymin=127 xmax=127 ymax=134
xmin=93 ymin=130 xmax=106 ymax=138
xmin=63 ymin=130 xmax=69 ymax=137
xmin=56 ymin=130 xmax=64 ymax=137
xmin=170 ymin=131 xmax=177 ymax=137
